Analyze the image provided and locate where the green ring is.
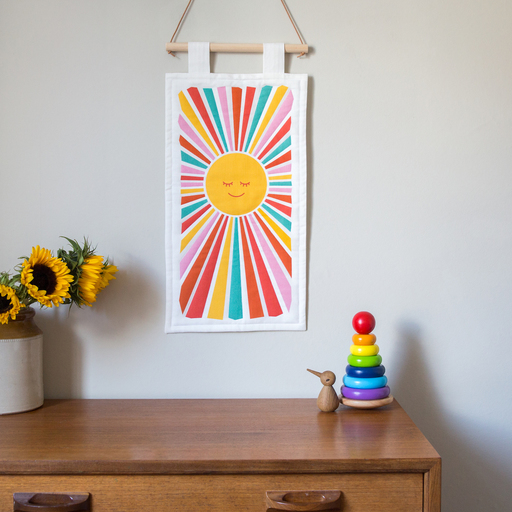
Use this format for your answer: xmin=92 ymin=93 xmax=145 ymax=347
xmin=347 ymin=354 xmax=383 ymax=367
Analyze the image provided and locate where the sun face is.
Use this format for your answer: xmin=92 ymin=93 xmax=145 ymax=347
xmin=205 ymin=153 xmax=268 ymax=216
xmin=177 ymin=84 xmax=294 ymax=321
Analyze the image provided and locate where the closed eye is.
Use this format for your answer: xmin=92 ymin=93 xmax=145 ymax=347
xmin=223 ymin=181 xmax=233 ymax=187
xmin=240 ymin=181 xmax=250 ymax=187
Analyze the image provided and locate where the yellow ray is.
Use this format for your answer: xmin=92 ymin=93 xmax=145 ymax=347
xmin=181 ymin=208 xmax=215 ymax=252
xmin=257 ymin=208 xmax=291 ymax=250
xmin=248 ymin=86 xmax=288 ymax=154
xmin=179 ymin=91 xmax=219 ymax=157
xmin=269 ymin=174 xmax=292 ymax=180
xmin=207 ymin=217 xmax=234 ymax=319
xmin=181 ymin=188 xmax=204 ymax=195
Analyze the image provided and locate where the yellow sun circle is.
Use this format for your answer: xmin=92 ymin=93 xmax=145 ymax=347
xmin=205 ymin=153 xmax=268 ymax=216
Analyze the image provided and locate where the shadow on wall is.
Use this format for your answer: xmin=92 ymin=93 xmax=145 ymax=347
xmin=393 ymin=323 xmax=512 ymax=512
xmin=38 ymin=254 xmax=161 ymax=398
xmin=38 ymin=308 xmax=83 ymax=399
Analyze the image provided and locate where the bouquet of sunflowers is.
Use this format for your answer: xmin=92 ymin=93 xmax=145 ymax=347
xmin=0 ymin=238 xmax=117 ymax=324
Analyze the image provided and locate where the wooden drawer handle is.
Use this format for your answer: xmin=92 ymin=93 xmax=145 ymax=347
xmin=13 ymin=493 xmax=90 ymax=511
xmin=266 ymin=490 xmax=342 ymax=511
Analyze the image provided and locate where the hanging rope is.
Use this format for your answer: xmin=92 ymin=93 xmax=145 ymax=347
xmin=279 ymin=0 xmax=306 ymax=57
xmin=168 ymin=0 xmax=195 ymax=56
xmin=168 ymin=0 xmax=307 ymax=57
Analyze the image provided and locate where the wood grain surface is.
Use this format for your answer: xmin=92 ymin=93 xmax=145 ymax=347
xmin=0 ymin=399 xmax=439 ymax=476
xmin=0 ymin=473 xmax=423 ymax=512
xmin=0 ymin=399 xmax=441 ymax=511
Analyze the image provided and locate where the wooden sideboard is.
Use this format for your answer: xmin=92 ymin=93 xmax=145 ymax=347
xmin=0 ymin=399 xmax=440 ymax=511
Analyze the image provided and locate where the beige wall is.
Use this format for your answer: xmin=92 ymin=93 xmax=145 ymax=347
xmin=1 ymin=1 xmax=512 ymax=510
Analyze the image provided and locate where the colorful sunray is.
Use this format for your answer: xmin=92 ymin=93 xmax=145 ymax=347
xmin=178 ymin=85 xmax=294 ymax=320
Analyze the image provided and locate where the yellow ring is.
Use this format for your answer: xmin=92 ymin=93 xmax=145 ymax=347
xmin=352 ymin=334 xmax=376 ymax=346
xmin=350 ymin=344 xmax=379 ymax=356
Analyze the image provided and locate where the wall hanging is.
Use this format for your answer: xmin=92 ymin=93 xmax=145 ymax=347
xmin=165 ymin=1 xmax=308 ymax=333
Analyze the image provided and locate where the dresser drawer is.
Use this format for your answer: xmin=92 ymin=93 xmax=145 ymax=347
xmin=0 ymin=473 xmax=423 ymax=511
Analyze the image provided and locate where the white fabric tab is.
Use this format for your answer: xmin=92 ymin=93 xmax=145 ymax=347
xmin=263 ymin=43 xmax=285 ymax=75
xmin=188 ymin=42 xmax=210 ymax=74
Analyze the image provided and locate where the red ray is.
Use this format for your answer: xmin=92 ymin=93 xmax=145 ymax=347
xmin=265 ymin=150 xmax=292 ymax=169
xmin=232 ymin=88 xmax=242 ymax=150
xmin=186 ymin=217 xmax=229 ymax=318
xmin=239 ymin=214 xmax=264 ymax=319
xmin=254 ymin=212 xmax=292 ymax=276
xmin=187 ymin=88 xmax=225 ymax=155
xmin=264 ymin=199 xmax=292 ymax=217
xmin=179 ymin=215 xmax=225 ymax=312
xmin=243 ymin=218 xmax=283 ymax=317
xmin=267 ymin=194 xmax=291 ymax=204
xmin=179 ymin=136 xmax=211 ymax=164
xmin=181 ymin=194 xmax=205 ymax=205
xmin=239 ymin=87 xmax=256 ymax=153
xmin=181 ymin=175 xmax=204 ymax=181
xmin=258 ymin=118 xmax=291 ymax=160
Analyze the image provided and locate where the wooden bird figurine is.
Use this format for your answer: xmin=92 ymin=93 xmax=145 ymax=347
xmin=307 ymin=369 xmax=340 ymax=412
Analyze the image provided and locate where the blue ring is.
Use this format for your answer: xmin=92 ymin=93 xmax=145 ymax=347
xmin=345 ymin=365 xmax=385 ymax=378
xmin=343 ymin=375 xmax=388 ymax=389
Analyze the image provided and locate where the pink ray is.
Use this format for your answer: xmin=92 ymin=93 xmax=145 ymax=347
xmin=181 ymin=181 xmax=205 ymax=187
xmin=268 ymin=163 xmax=292 ymax=175
xmin=269 ymin=187 xmax=292 ymax=194
xmin=181 ymin=165 xmax=205 ymax=176
xmin=218 ymin=87 xmax=233 ymax=152
xmin=253 ymin=91 xmax=294 ymax=156
xmin=179 ymin=115 xmax=216 ymax=161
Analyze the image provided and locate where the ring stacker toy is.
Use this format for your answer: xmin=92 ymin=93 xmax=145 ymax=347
xmin=307 ymin=369 xmax=340 ymax=412
xmin=340 ymin=312 xmax=394 ymax=409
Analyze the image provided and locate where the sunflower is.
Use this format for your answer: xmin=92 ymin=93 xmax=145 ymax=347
xmin=77 ymin=255 xmax=104 ymax=306
xmin=97 ymin=264 xmax=118 ymax=292
xmin=0 ymin=285 xmax=24 ymax=324
xmin=20 ymin=246 xmax=73 ymax=307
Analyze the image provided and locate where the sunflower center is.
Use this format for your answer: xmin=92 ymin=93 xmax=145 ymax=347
xmin=31 ymin=264 xmax=57 ymax=295
xmin=0 ymin=295 xmax=12 ymax=314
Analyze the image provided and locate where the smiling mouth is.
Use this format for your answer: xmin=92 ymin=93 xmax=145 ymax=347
xmin=228 ymin=193 xmax=245 ymax=197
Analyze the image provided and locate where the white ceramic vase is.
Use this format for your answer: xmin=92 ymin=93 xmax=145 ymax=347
xmin=0 ymin=307 xmax=44 ymax=415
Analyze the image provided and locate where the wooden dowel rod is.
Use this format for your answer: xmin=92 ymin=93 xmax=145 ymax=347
xmin=166 ymin=42 xmax=308 ymax=54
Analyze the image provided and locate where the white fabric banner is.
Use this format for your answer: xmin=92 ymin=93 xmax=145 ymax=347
xmin=165 ymin=43 xmax=307 ymax=332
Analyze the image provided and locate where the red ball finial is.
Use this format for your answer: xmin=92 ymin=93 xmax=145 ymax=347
xmin=352 ymin=311 xmax=376 ymax=334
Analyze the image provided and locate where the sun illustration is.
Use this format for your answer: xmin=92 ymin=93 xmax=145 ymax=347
xmin=205 ymin=153 xmax=268 ymax=216
xmin=178 ymin=84 xmax=293 ymax=321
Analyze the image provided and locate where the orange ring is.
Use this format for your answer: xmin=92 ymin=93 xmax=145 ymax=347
xmin=352 ymin=333 xmax=376 ymax=346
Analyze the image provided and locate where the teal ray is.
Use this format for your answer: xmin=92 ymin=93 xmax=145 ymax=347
xmin=228 ymin=218 xmax=243 ymax=320
xmin=204 ymin=89 xmax=229 ymax=153
xmin=261 ymin=137 xmax=292 ymax=164
xmin=261 ymin=203 xmax=292 ymax=231
xmin=181 ymin=151 xmax=208 ymax=169
xmin=268 ymin=181 xmax=292 ymax=186
xmin=181 ymin=199 xmax=208 ymax=219
xmin=243 ymin=86 xmax=272 ymax=152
